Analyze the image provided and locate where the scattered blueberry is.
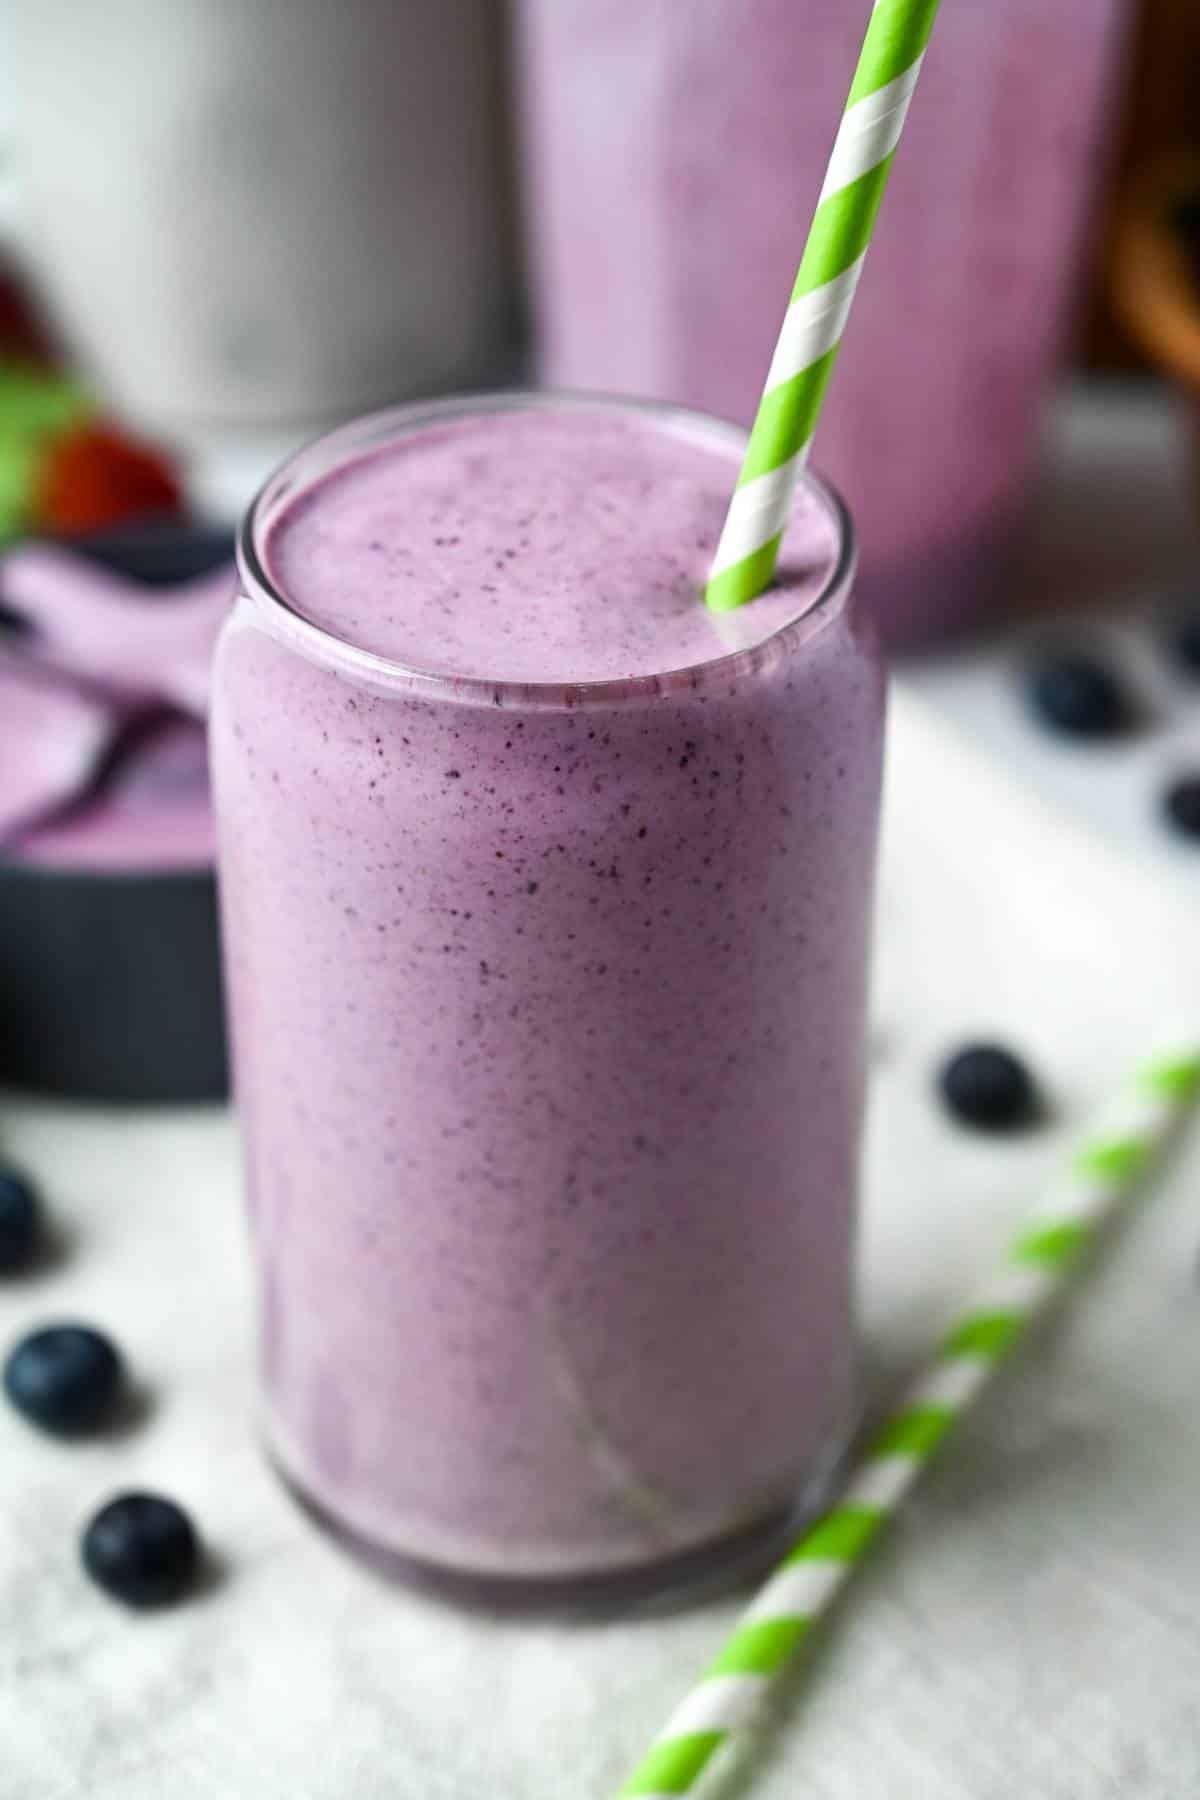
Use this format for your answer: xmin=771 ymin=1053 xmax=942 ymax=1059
xmin=0 ymin=1170 xmax=40 ymax=1271
xmin=81 ymin=1492 xmax=199 ymax=1607
xmin=4 ymin=1323 xmax=123 ymax=1434
xmin=1027 ymin=656 xmax=1130 ymax=739
xmin=0 ymin=598 xmax=30 ymax=638
xmin=1169 ymin=611 xmax=1200 ymax=679
xmin=939 ymin=1044 xmax=1039 ymax=1132
xmin=1170 ymin=192 xmax=1200 ymax=288
xmin=1163 ymin=775 xmax=1200 ymax=842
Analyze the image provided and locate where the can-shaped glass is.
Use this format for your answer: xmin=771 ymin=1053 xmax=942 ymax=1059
xmin=210 ymin=393 xmax=886 ymax=1597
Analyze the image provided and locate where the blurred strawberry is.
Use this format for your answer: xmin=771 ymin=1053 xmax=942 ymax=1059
xmin=32 ymin=422 xmax=182 ymax=535
xmin=0 ymin=359 xmax=94 ymax=541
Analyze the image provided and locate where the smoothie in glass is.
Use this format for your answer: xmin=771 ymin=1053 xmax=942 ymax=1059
xmin=516 ymin=0 xmax=1129 ymax=646
xmin=211 ymin=395 xmax=885 ymax=1590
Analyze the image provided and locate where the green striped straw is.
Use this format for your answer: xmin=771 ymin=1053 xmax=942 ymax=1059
xmin=617 ymin=1041 xmax=1200 ymax=1797
xmin=705 ymin=0 xmax=942 ymax=614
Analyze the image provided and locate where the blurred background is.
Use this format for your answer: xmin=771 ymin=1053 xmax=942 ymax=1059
xmin=1084 ymin=0 xmax=1200 ymax=365
xmin=0 ymin=0 xmax=1198 ymax=1105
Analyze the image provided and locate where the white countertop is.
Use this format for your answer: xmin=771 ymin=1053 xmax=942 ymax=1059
xmin=3 ymin=387 xmax=1200 ymax=1799
xmin=908 ymin=381 xmax=1200 ymax=901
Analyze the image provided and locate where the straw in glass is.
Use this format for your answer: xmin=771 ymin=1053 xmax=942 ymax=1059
xmin=705 ymin=0 xmax=943 ymax=614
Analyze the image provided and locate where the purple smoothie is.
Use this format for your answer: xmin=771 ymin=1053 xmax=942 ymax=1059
xmin=211 ymin=396 xmax=885 ymax=1585
xmin=516 ymin=0 xmax=1129 ymax=647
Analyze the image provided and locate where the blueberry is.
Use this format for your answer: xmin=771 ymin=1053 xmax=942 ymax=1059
xmin=1169 ymin=612 xmax=1200 ymax=679
xmin=939 ymin=1044 xmax=1039 ymax=1131
xmin=1170 ymin=193 xmax=1200 ymax=278
xmin=1170 ymin=192 xmax=1200 ymax=242
xmin=1163 ymin=775 xmax=1200 ymax=842
xmin=1027 ymin=656 xmax=1130 ymax=739
xmin=0 ymin=1170 xmax=40 ymax=1271
xmin=81 ymin=1492 xmax=198 ymax=1607
xmin=4 ymin=1323 xmax=123 ymax=1434
xmin=0 ymin=598 xmax=30 ymax=638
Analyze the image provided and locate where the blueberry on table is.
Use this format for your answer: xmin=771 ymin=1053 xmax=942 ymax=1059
xmin=0 ymin=597 xmax=30 ymax=637
xmin=1170 ymin=192 xmax=1200 ymax=242
xmin=1170 ymin=193 xmax=1200 ymax=288
xmin=82 ymin=1492 xmax=198 ymax=1608
xmin=4 ymin=1323 xmax=123 ymax=1434
xmin=1027 ymin=656 xmax=1130 ymax=740
xmin=1163 ymin=775 xmax=1200 ymax=843
xmin=939 ymin=1044 xmax=1039 ymax=1132
xmin=0 ymin=1170 xmax=40 ymax=1271
xmin=1169 ymin=612 xmax=1200 ymax=679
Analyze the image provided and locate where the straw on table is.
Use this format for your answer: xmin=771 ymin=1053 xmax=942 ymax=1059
xmin=705 ymin=0 xmax=942 ymax=614
xmin=616 ymin=1044 xmax=1200 ymax=1797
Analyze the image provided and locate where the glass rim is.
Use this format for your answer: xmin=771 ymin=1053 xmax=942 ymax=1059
xmin=236 ymin=389 xmax=858 ymax=712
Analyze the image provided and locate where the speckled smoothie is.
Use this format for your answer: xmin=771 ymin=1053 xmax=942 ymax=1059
xmin=211 ymin=396 xmax=885 ymax=1585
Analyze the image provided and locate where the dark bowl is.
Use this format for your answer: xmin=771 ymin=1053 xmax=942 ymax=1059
xmin=0 ymin=518 xmax=232 ymax=1103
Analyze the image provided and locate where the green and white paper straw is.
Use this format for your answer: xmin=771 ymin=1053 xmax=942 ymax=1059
xmin=705 ymin=0 xmax=942 ymax=614
xmin=617 ymin=1042 xmax=1200 ymax=1797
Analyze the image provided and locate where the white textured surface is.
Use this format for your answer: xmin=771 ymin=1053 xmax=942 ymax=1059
xmin=908 ymin=381 xmax=1200 ymax=900
xmin=2 ymin=684 xmax=1200 ymax=1799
